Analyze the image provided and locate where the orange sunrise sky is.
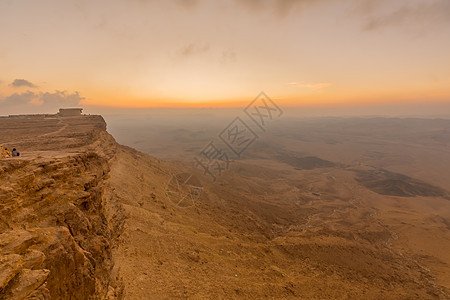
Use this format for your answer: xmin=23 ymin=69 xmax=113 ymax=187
xmin=1 ymin=0 xmax=450 ymax=111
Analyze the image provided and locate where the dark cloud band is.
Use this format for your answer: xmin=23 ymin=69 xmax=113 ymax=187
xmin=10 ymin=79 xmax=37 ymax=88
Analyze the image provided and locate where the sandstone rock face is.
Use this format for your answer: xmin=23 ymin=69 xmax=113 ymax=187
xmin=0 ymin=115 xmax=123 ymax=299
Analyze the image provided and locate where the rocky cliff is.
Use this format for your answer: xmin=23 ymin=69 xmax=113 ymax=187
xmin=0 ymin=115 xmax=122 ymax=299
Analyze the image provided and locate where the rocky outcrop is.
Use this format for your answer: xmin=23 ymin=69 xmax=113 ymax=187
xmin=0 ymin=116 xmax=123 ymax=299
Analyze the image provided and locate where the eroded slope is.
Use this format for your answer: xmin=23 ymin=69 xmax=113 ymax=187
xmin=106 ymin=146 xmax=449 ymax=299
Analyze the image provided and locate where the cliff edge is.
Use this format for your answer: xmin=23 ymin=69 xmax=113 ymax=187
xmin=0 ymin=115 xmax=122 ymax=299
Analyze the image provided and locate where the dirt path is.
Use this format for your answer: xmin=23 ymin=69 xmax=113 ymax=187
xmin=39 ymin=119 xmax=68 ymax=137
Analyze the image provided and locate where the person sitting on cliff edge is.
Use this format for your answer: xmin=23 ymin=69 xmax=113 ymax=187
xmin=4 ymin=147 xmax=11 ymax=158
xmin=12 ymin=148 xmax=20 ymax=157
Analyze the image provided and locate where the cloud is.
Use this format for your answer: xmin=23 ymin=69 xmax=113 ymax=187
xmin=236 ymin=0 xmax=450 ymax=27
xmin=173 ymin=0 xmax=198 ymax=9
xmin=362 ymin=1 xmax=450 ymax=32
xmin=351 ymin=0 xmax=384 ymax=15
xmin=10 ymin=79 xmax=37 ymax=88
xmin=179 ymin=43 xmax=210 ymax=57
xmin=0 ymin=90 xmax=84 ymax=114
xmin=235 ymin=0 xmax=325 ymax=17
xmin=40 ymin=90 xmax=84 ymax=107
xmin=275 ymin=0 xmax=321 ymax=16
xmin=235 ymin=0 xmax=265 ymax=12
xmin=1 ymin=91 xmax=38 ymax=106
xmin=134 ymin=0 xmax=199 ymax=10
